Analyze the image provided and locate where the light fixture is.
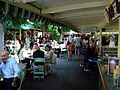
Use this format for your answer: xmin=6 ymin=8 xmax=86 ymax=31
xmin=13 ymin=0 xmax=37 ymax=3
xmin=27 ymin=19 xmax=34 ymax=24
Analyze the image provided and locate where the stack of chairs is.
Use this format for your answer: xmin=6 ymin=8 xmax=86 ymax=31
xmin=33 ymin=58 xmax=45 ymax=80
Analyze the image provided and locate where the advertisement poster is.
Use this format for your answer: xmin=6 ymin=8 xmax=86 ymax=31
xmin=108 ymin=57 xmax=119 ymax=75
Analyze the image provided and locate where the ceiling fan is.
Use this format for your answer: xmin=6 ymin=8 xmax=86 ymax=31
xmin=13 ymin=0 xmax=37 ymax=3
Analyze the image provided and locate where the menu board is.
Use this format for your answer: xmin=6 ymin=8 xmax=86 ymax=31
xmin=108 ymin=57 xmax=119 ymax=75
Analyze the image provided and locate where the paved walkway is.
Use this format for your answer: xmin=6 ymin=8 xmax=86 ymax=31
xmin=21 ymin=55 xmax=99 ymax=90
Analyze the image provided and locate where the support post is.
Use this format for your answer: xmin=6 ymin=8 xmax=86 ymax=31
xmin=0 ymin=24 xmax=4 ymax=51
xmin=20 ymin=29 xmax=21 ymax=40
xmin=118 ymin=18 xmax=120 ymax=58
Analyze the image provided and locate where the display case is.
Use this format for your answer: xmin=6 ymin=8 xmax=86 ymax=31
xmin=97 ymin=61 xmax=120 ymax=90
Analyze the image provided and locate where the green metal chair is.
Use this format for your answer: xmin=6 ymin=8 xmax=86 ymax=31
xmin=18 ymin=70 xmax=25 ymax=90
xmin=33 ymin=58 xmax=45 ymax=80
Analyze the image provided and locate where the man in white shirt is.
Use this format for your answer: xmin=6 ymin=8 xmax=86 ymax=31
xmin=59 ymin=41 xmax=67 ymax=58
xmin=74 ymin=34 xmax=81 ymax=60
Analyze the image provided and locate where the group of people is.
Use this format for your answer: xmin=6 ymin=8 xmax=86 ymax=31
xmin=0 ymin=32 xmax=102 ymax=90
xmin=18 ymin=42 xmax=55 ymax=75
xmin=0 ymin=42 xmax=56 ymax=90
xmin=64 ymin=33 xmax=100 ymax=61
xmin=32 ymin=43 xmax=55 ymax=75
xmin=65 ymin=34 xmax=82 ymax=60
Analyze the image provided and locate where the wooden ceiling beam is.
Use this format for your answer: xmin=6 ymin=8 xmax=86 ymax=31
xmin=54 ymin=9 xmax=104 ymax=19
xmin=42 ymin=1 xmax=108 ymax=14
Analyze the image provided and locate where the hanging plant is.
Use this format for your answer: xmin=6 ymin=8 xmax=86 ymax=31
xmin=47 ymin=24 xmax=54 ymax=32
xmin=47 ymin=24 xmax=60 ymax=41
xmin=33 ymin=20 xmax=41 ymax=28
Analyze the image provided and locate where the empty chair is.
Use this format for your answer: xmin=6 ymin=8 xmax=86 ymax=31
xmin=33 ymin=58 xmax=45 ymax=80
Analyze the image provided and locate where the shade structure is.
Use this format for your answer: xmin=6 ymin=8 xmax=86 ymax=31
xmin=20 ymin=24 xmax=34 ymax=30
xmin=67 ymin=30 xmax=78 ymax=35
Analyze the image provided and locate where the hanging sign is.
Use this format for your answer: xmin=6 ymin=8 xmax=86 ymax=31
xmin=105 ymin=0 xmax=120 ymax=22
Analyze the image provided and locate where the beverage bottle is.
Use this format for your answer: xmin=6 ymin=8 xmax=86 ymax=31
xmin=113 ymin=69 xmax=117 ymax=86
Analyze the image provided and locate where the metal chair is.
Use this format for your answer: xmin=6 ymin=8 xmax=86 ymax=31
xmin=18 ymin=70 xmax=25 ymax=90
xmin=33 ymin=58 xmax=45 ymax=80
xmin=60 ymin=48 xmax=68 ymax=58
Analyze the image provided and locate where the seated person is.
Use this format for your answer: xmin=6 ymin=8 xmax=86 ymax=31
xmin=85 ymin=44 xmax=100 ymax=70
xmin=45 ymin=44 xmax=54 ymax=63
xmin=59 ymin=41 xmax=67 ymax=52
xmin=59 ymin=41 xmax=67 ymax=58
xmin=0 ymin=50 xmax=21 ymax=90
xmin=84 ymin=44 xmax=97 ymax=68
xmin=31 ymin=43 xmax=40 ymax=56
xmin=18 ymin=44 xmax=30 ymax=70
xmin=33 ymin=44 xmax=45 ymax=66
xmin=93 ymin=46 xmax=100 ymax=57
xmin=44 ymin=44 xmax=54 ymax=75
xmin=33 ymin=49 xmax=44 ymax=58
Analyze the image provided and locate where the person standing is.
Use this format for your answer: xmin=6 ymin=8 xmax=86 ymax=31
xmin=67 ymin=35 xmax=73 ymax=60
xmin=25 ymin=34 xmax=31 ymax=50
xmin=74 ymin=34 xmax=81 ymax=60
xmin=14 ymin=37 xmax=21 ymax=54
xmin=109 ymin=34 xmax=116 ymax=47
xmin=0 ymin=50 xmax=21 ymax=90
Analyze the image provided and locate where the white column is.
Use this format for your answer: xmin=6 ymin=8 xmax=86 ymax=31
xmin=34 ymin=29 xmax=35 ymax=37
xmin=98 ymin=27 xmax=102 ymax=52
xmin=118 ymin=12 xmax=120 ymax=69
xmin=0 ymin=24 xmax=4 ymax=51
xmin=19 ymin=29 xmax=21 ymax=40
xmin=118 ymin=18 xmax=120 ymax=58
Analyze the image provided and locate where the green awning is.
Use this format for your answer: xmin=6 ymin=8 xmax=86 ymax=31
xmin=20 ymin=24 xmax=34 ymax=30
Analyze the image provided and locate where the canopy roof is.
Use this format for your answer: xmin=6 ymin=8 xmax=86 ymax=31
xmin=2 ymin=0 xmax=118 ymax=31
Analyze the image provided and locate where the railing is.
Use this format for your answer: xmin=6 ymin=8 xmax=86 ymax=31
xmin=97 ymin=62 xmax=109 ymax=90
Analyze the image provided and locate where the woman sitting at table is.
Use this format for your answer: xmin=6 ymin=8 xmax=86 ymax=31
xmin=44 ymin=44 xmax=54 ymax=75
xmin=18 ymin=44 xmax=30 ymax=70
xmin=45 ymin=44 xmax=54 ymax=63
